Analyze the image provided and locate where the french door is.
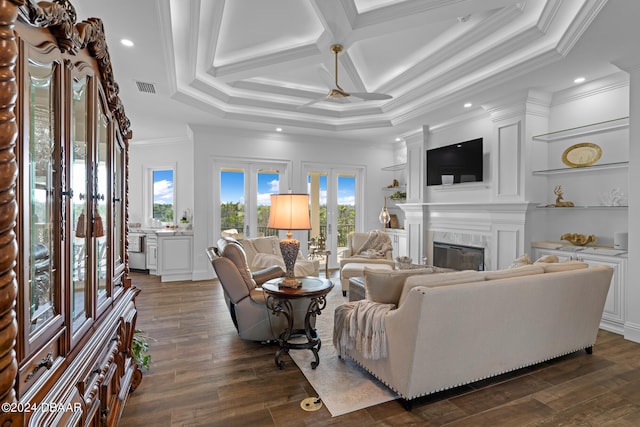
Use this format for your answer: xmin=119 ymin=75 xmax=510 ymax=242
xmin=214 ymin=159 xmax=289 ymax=240
xmin=303 ymin=164 xmax=363 ymax=269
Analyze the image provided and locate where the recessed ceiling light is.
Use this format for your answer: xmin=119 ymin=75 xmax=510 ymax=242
xmin=464 ymin=102 xmax=472 ymax=108
xmin=395 ymin=138 xmax=402 ymax=142
xmin=121 ymin=39 xmax=134 ymax=47
xmin=574 ymin=77 xmax=586 ymax=84
xmin=275 ymin=127 xmax=283 ymax=132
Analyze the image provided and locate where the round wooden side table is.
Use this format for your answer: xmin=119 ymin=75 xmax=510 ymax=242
xmin=263 ymin=276 xmax=334 ymax=369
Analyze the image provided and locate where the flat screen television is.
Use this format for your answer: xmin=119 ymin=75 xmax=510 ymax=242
xmin=426 ymin=137 xmax=483 ymax=186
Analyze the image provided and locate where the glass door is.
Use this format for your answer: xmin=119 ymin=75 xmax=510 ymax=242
xmin=304 ymin=165 xmax=363 ymax=269
xmin=94 ymin=97 xmax=110 ymax=306
xmin=216 ymin=161 xmax=287 ymax=240
xmin=25 ymin=59 xmax=61 ymax=341
xmin=70 ymin=75 xmax=90 ymax=334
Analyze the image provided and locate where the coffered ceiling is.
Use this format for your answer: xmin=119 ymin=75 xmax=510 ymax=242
xmin=72 ymin=0 xmax=637 ymax=143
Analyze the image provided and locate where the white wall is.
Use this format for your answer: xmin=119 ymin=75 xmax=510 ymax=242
xmin=189 ymin=125 xmax=394 ymax=280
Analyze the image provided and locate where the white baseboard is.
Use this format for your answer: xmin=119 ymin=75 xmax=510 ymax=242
xmin=624 ymin=321 xmax=640 ymax=344
xmin=192 ymin=269 xmax=214 ymax=282
xmin=600 ymin=319 xmax=624 ymax=335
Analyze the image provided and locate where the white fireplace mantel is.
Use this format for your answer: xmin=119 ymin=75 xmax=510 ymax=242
xmin=397 ymin=202 xmax=538 ymax=270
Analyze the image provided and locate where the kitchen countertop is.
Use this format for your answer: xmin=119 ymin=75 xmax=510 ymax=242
xmin=130 ymin=228 xmax=193 ymax=236
xmin=532 ymin=241 xmax=627 ymax=257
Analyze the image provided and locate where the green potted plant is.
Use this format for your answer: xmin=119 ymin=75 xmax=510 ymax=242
xmin=132 ymin=329 xmax=154 ymax=371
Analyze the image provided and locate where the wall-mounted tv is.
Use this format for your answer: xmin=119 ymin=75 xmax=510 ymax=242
xmin=426 ymin=137 xmax=483 ymax=186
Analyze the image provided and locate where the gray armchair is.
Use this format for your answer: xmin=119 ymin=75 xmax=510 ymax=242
xmin=207 ymin=237 xmax=313 ymax=341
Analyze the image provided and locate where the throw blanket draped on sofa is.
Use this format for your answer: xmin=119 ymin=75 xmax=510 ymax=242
xmin=353 ymin=230 xmax=393 ymax=259
xmin=334 ymin=300 xmax=395 ymax=360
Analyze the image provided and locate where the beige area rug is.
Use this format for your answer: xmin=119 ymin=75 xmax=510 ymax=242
xmin=288 ymin=283 xmax=398 ymax=417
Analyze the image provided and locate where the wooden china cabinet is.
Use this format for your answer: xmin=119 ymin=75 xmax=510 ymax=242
xmin=0 ymin=1 xmax=140 ymax=426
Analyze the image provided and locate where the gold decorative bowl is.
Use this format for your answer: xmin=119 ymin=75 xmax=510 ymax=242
xmin=560 ymin=233 xmax=597 ymax=246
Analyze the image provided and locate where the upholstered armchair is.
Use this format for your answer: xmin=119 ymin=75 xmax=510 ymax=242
xmin=339 ymin=231 xmax=395 ymax=296
xmin=207 ymin=237 xmax=313 ymax=341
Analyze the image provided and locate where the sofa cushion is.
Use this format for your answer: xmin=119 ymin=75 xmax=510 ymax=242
xmin=364 ymin=267 xmax=434 ymax=305
xmin=536 ymin=260 xmax=589 ymax=273
xmin=484 ymin=264 xmax=545 ymax=280
xmin=399 ymin=270 xmax=484 ymax=306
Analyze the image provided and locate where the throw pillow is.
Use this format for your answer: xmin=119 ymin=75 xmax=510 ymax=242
xmin=364 ymin=267 xmax=434 ymax=305
xmin=484 ymin=264 xmax=545 ymax=280
xmin=509 ymin=253 xmax=532 ymax=269
xmin=534 ymin=255 xmax=559 ymax=264
xmin=537 ymin=260 xmax=589 ymax=273
xmin=238 ymin=239 xmax=258 ymax=265
xmin=398 ymin=270 xmax=484 ymax=306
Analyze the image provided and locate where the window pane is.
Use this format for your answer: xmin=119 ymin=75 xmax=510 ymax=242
xmin=337 ymin=174 xmax=355 ymax=247
xmin=220 ymin=169 xmax=244 ymax=237
xmin=153 ymin=169 xmax=174 ymax=223
xmin=257 ymin=170 xmax=279 ymax=237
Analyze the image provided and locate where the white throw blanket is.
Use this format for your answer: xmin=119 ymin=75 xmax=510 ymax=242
xmin=353 ymin=230 xmax=393 ymax=259
xmin=333 ymin=300 xmax=395 ymax=360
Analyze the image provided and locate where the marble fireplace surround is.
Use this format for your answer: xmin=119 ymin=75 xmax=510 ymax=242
xmin=399 ymin=202 xmax=537 ymax=271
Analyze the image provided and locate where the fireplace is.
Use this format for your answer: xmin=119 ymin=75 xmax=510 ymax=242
xmin=433 ymin=242 xmax=485 ymax=271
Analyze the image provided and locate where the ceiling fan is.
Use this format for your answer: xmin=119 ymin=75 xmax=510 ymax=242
xmin=300 ymin=44 xmax=392 ymax=107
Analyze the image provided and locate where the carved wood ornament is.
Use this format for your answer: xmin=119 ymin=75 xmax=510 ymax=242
xmin=0 ymin=0 xmax=132 ymax=416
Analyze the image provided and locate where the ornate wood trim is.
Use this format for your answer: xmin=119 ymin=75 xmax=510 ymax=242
xmin=0 ymin=0 xmax=20 ymax=414
xmin=19 ymin=0 xmax=132 ymax=138
xmin=0 ymin=1 xmax=132 ymax=420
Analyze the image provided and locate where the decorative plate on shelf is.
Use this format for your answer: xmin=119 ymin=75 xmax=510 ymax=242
xmin=562 ymin=142 xmax=602 ymax=167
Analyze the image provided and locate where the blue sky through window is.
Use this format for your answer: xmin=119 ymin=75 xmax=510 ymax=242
xmin=153 ymin=169 xmax=174 ymax=204
xmin=220 ymin=171 xmax=280 ymax=204
xmin=219 ymin=171 xmax=355 ymax=205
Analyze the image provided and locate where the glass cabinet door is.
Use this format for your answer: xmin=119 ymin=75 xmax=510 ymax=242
xmin=26 ymin=59 xmax=59 ymax=336
xmin=70 ymin=75 xmax=89 ymax=334
xmin=95 ymin=100 xmax=110 ymax=302
xmin=113 ymin=137 xmax=125 ymax=281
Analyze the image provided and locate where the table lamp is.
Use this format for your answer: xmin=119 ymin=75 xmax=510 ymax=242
xmin=268 ymin=193 xmax=311 ymax=287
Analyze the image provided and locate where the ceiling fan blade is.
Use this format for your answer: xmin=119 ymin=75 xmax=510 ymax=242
xmin=349 ymin=92 xmax=393 ymax=101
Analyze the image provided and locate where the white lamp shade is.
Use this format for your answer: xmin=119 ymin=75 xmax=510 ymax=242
xmin=268 ymin=193 xmax=311 ymax=230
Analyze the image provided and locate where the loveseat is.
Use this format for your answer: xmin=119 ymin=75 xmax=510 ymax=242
xmin=333 ymin=260 xmax=614 ymax=408
xmin=239 ymin=235 xmax=319 ymax=277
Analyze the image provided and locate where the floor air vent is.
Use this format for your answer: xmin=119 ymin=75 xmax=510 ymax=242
xmin=135 ymin=81 xmax=156 ymax=94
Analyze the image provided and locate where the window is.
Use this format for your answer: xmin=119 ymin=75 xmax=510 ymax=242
xmin=151 ymin=168 xmax=175 ymax=224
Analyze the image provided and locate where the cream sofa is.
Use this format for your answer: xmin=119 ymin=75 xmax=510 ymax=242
xmin=239 ymin=235 xmax=319 ymax=277
xmin=334 ymin=261 xmax=613 ymax=408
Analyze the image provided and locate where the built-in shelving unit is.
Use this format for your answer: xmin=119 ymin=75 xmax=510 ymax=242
xmin=532 ymin=161 xmax=628 ymax=175
xmin=381 ymin=163 xmax=407 ymax=171
xmin=532 ymin=117 xmax=628 ymax=142
xmin=535 ymin=205 xmax=628 ymax=209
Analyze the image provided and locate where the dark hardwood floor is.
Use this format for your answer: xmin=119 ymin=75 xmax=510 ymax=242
xmin=120 ymin=271 xmax=640 ymax=426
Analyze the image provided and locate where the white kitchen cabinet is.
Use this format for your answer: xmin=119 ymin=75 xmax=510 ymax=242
xmin=387 ymin=228 xmax=407 ymax=259
xmin=157 ymin=233 xmax=194 ymax=282
xmin=533 ymin=246 xmax=627 ymax=334
xmin=146 ymin=233 xmax=158 ymax=274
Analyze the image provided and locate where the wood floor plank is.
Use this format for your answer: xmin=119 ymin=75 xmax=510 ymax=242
xmin=120 ymin=272 xmax=640 ymax=426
